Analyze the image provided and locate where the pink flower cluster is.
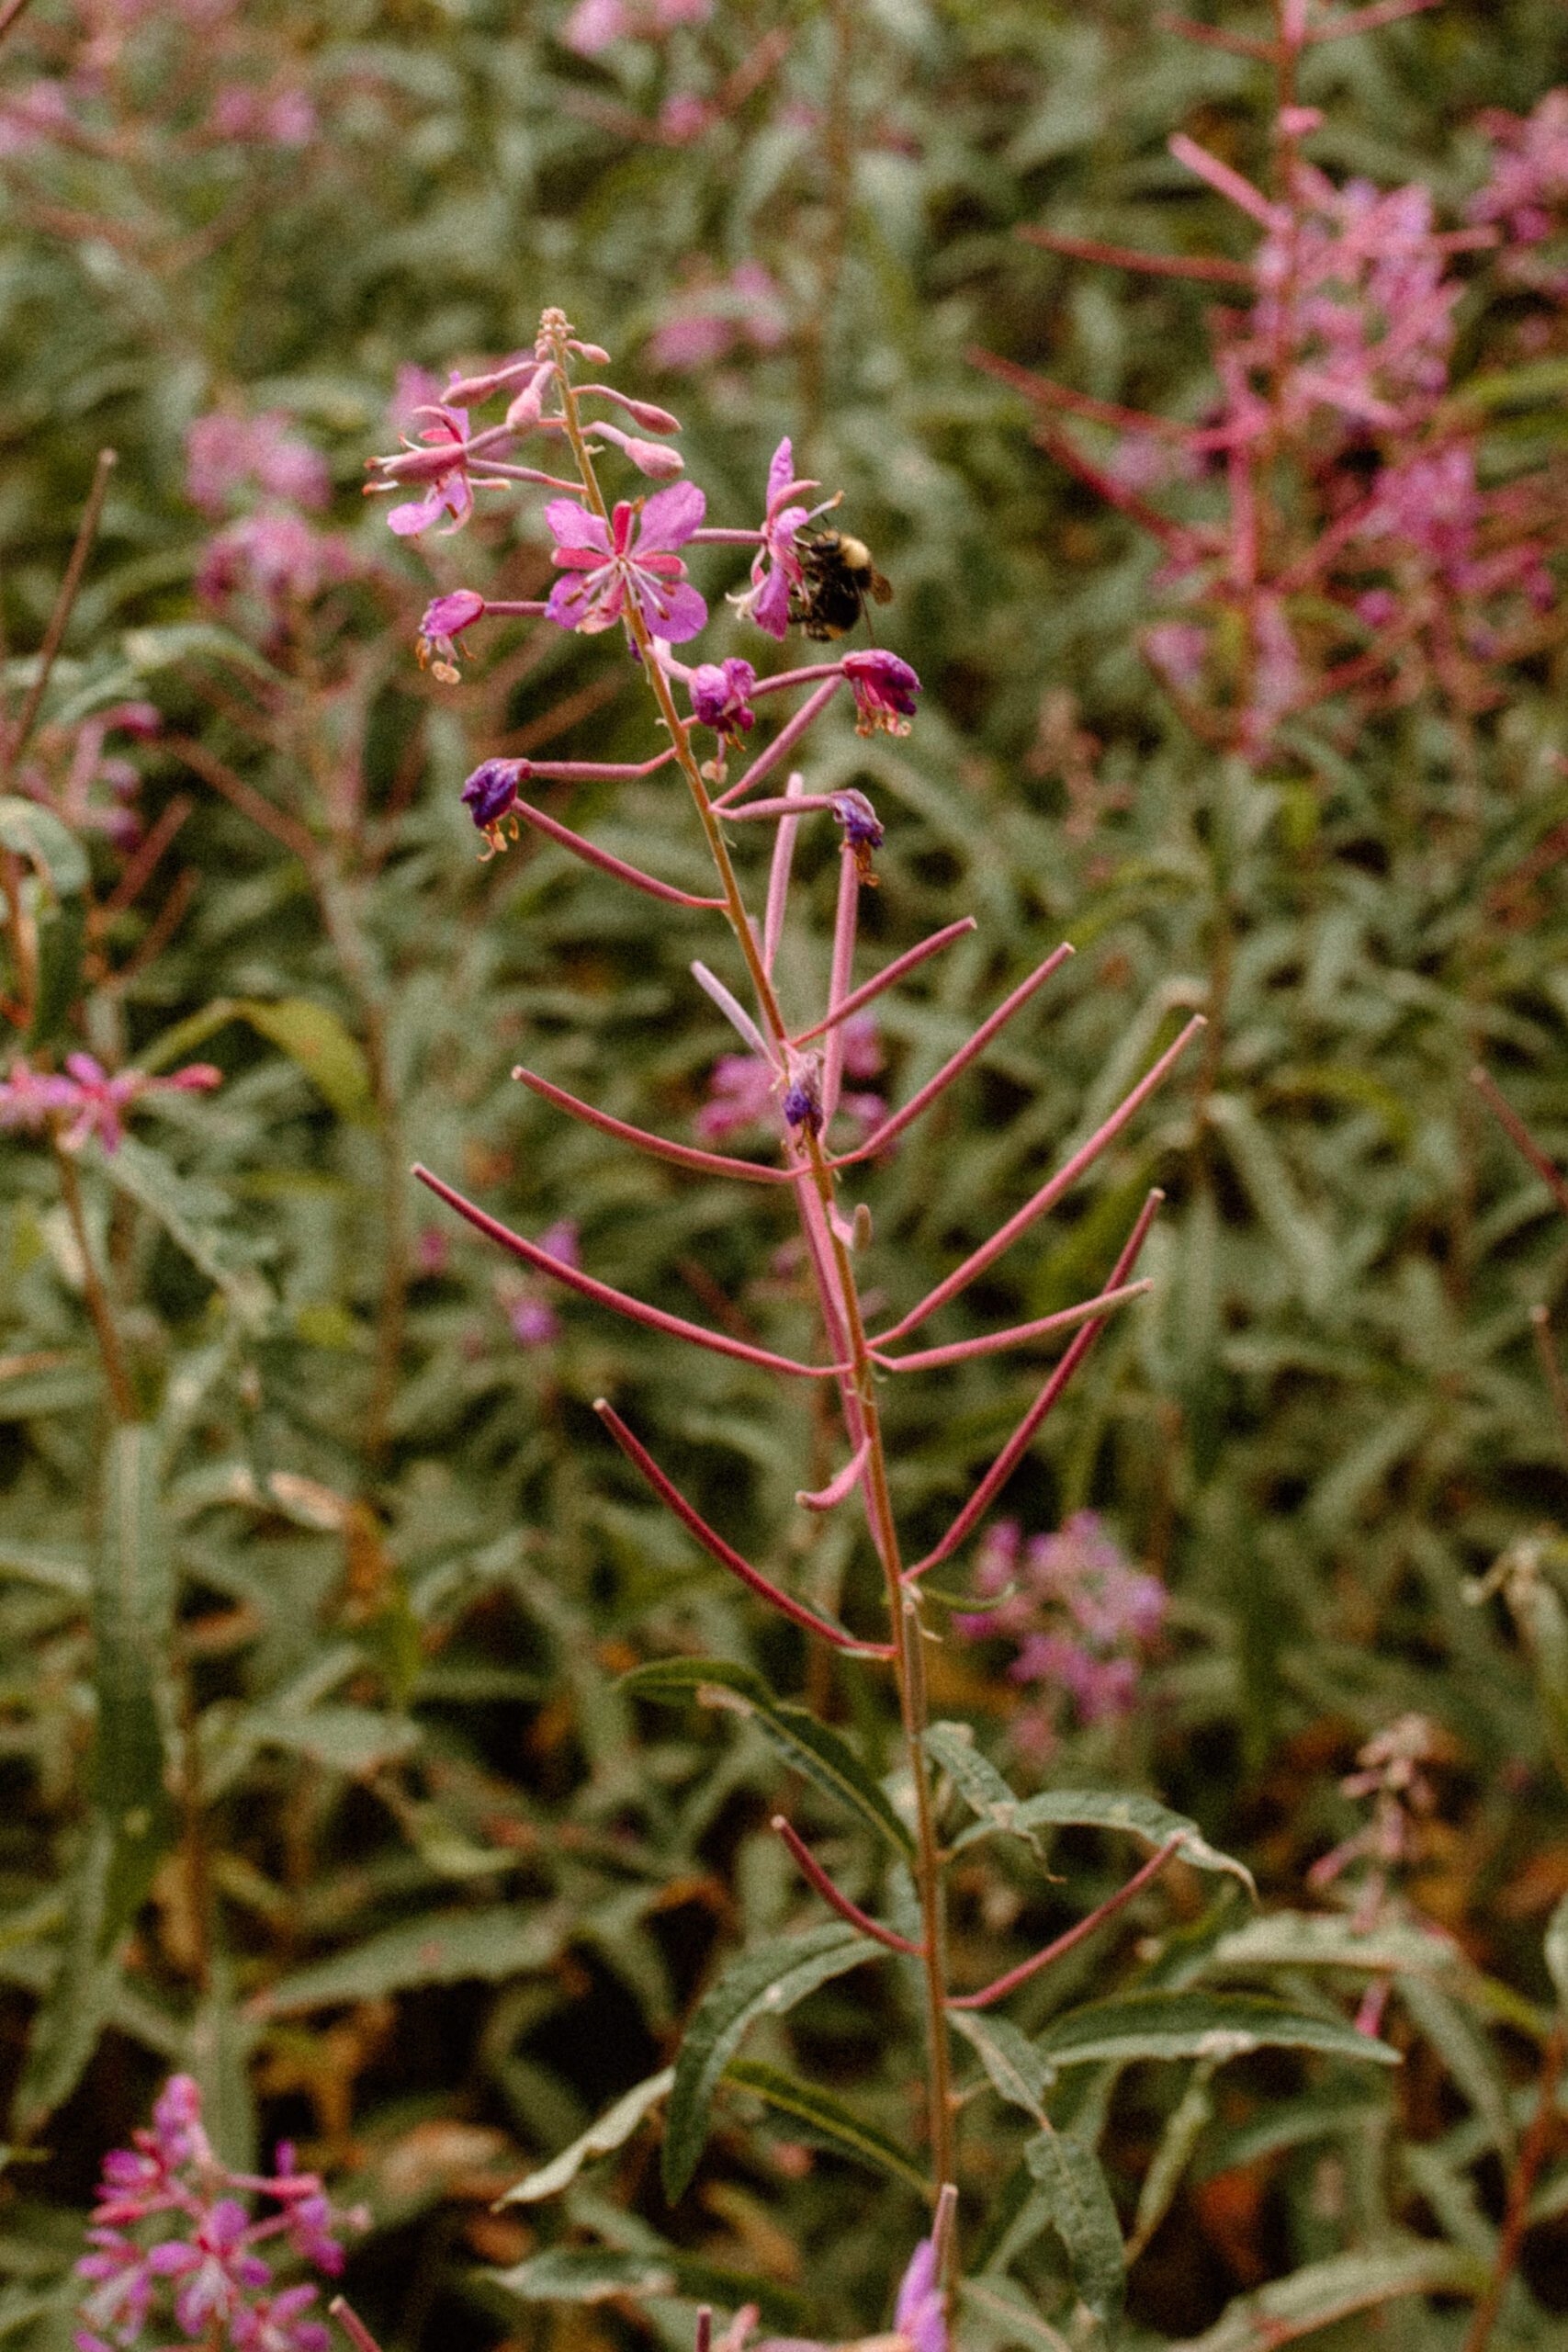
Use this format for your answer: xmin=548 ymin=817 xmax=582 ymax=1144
xmin=697 ymin=1015 xmax=884 ymax=1146
xmin=994 ymin=59 xmax=1568 ymax=758
xmin=956 ymin=1512 xmax=1166 ymax=1762
xmin=75 ymin=2074 xmax=366 ymax=2352
xmin=186 ymin=411 xmax=354 ymax=635
xmin=648 ymin=263 xmax=789 ymax=372
xmin=0 ymin=1055 xmax=220 ymax=1155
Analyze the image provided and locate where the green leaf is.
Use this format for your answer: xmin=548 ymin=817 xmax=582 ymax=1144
xmin=247 ymin=1705 xmax=419 ymax=1773
xmin=0 ymin=1541 xmax=89 ymax=1599
xmin=490 ymin=2246 xmax=805 ymax=2332
xmin=1024 ymin=2132 xmax=1124 ymax=2326
xmin=501 ymin=2067 xmax=676 ymax=2206
xmin=29 ymin=892 xmax=85 ymax=1048
xmin=8 ymin=1821 xmax=122 ymax=2135
xmin=950 ymin=2009 xmax=1051 ymax=2124
xmin=254 ymin=1901 xmax=574 ymax=2014
xmin=1396 ymin=1974 xmax=1515 ymax=2155
xmin=662 ymin=1924 xmax=874 ymax=2201
xmin=98 ymin=1136 xmax=271 ymax=1328
xmin=957 ymin=2277 xmax=1076 ymax=2352
xmin=723 ymin=2058 xmax=931 ymax=2191
xmin=1036 ymin=1991 xmax=1402 ymax=2074
xmin=1205 ymin=1911 xmax=1460 ymax=1978
xmin=1547 ymin=1893 xmax=1568 ymax=2017
xmin=1162 ymin=2240 xmax=1485 ymax=2351
xmin=239 ymin=999 xmax=377 ymax=1129
xmin=91 ymin=1426 xmax=179 ymax=1951
xmin=139 ymin=996 xmax=376 ymax=1127
xmin=0 ymin=797 xmax=89 ymax=898
xmin=625 ymin=1658 xmax=915 ymax=1857
xmin=926 ymin=1728 xmax=1256 ymax=1895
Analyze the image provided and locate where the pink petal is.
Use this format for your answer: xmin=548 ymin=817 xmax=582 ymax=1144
xmin=636 ymin=479 xmax=705 ymax=550
xmin=543 ymin=497 xmax=608 ymax=555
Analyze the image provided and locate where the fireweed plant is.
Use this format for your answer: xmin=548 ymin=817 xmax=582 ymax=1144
xmin=349 ymin=309 xmax=1426 ymax=2344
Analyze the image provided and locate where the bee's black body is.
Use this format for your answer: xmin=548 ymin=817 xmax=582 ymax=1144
xmin=790 ymin=529 xmax=894 ymax=640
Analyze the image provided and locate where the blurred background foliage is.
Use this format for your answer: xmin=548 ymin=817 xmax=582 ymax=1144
xmin=3 ymin=1 xmax=1568 ymax=2347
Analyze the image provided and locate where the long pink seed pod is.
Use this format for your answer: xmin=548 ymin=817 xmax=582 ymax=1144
xmin=873 ymin=1016 xmax=1201 ymax=1344
xmin=907 ymin=1187 xmax=1166 ymax=1578
xmin=593 ymin=1401 xmax=894 ymax=1656
xmin=511 ymin=1067 xmax=795 ymax=1184
xmin=414 ymin=1165 xmax=848 ymax=1381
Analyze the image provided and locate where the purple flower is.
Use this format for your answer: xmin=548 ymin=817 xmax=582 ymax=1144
xmin=420 ymin=589 xmax=487 ymax=679
xmin=544 ymin=482 xmax=707 ymax=641
xmin=461 ymin=759 xmax=523 ymax=831
xmin=730 ymin=439 xmax=814 ymax=639
xmin=781 ymin=1069 xmax=823 ymax=1136
xmin=841 ymin=649 xmax=919 ymax=738
xmin=507 ymin=1221 xmax=580 ymax=1350
xmin=151 ymin=2200 xmax=270 ymax=2340
xmin=77 ymin=2233 xmax=157 ymax=2346
xmin=894 ymin=2237 xmax=947 ymax=2352
xmin=690 ymin=657 xmax=757 ymax=735
xmin=231 ymin=2290 xmax=331 ymax=2352
xmin=829 ymin=788 xmax=883 ymax=850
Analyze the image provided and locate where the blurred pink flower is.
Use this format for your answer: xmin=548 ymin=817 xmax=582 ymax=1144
xmin=505 ymin=1220 xmax=580 ymax=1350
xmin=0 ymin=1055 xmax=221 ymax=1156
xmin=561 ymin=0 xmax=710 ymax=54
xmin=648 ymin=263 xmax=788 ymax=370
xmin=957 ymin=1513 xmax=1166 ymax=1760
xmin=186 ymin=413 xmax=330 ymax=516
xmin=383 ymin=404 xmax=475 ymax=538
xmin=197 ymin=514 xmax=355 ymax=625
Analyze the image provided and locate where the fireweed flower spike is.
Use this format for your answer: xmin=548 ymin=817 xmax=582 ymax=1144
xmin=544 ymin=481 xmax=707 ymax=639
xmin=391 ymin=308 xmax=1209 ymax=2219
xmin=0 ymin=1056 xmax=221 ymax=1154
xmin=74 ymin=2074 xmax=363 ymax=2352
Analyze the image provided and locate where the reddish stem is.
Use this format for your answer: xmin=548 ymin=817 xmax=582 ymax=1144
xmin=1018 ymin=227 xmax=1251 ymax=285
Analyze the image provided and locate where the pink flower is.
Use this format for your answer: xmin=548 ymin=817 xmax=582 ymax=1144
xmin=894 ymin=2236 xmax=947 ymax=2352
xmin=383 ymin=405 xmax=475 ymax=538
xmin=561 ymin=0 xmax=710 ymax=51
xmin=186 ymin=413 xmax=330 ymax=517
xmin=696 ymin=1054 xmax=776 ymax=1142
xmin=506 ymin=1220 xmax=580 ymax=1350
xmin=730 ymin=439 xmax=813 ymax=639
xmin=197 ymin=514 xmax=355 ymax=620
xmin=419 ymin=589 xmax=487 ymax=678
xmin=231 ymin=2291 xmax=331 ymax=2352
xmin=690 ymin=657 xmax=756 ymax=734
xmin=957 ymin=1512 xmax=1165 ymax=1758
xmin=841 ymin=649 xmax=920 ymax=737
xmin=151 ymin=2201 xmax=269 ymax=2339
xmin=544 ymin=481 xmax=707 ymax=640
xmin=0 ymin=1057 xmax=221 ymax=1155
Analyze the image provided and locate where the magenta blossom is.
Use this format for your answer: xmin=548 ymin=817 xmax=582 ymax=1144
xmin=505 ymin=1219 xmax=580 ymax=1350
xmin=383 ymin=404 xmax=475 ymax=537
xmin=419 ymin=588 xmax=487 ymax=679
xmin=690 ymin=657 xmax=756 ymax=735
xmin=545 ymin=481 xmax=707 ymax=640
xmin=841 ymin=649 xmax=920 ymax=737
xmin=957 ymin=1512 xmax=1166 ymax=1762
xmin=894 ymin=2238 xmax=947 ymax=2352
xmin=0 ymin=1056 xmax=221 ymax=1156
xmin=186 ymin=413 xmax=330 ymax=517
xmin=730 ymin=438 xmax=815 ymax=639
xmin=74 ymin=2074 xmax=364 ymax=2352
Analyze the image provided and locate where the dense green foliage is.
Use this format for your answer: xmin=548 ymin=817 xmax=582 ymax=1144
xmin=3 ymin=4 xmax=1568 ymax=2350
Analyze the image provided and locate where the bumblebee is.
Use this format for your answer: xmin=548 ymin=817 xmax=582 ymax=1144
xmin=789 ymin=529 xmax=893 ymax=640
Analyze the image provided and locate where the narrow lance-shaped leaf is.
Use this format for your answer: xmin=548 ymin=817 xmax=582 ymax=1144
xmin=1161 ymin=2241 xmax=1486 ymax=2352
xmin=1547 ymin=1892 xmax=1568 ymax=2016
xmin=624 ymin=1658 xmax=914 ymax=1855
xmin=1024 ymin=2132 xmax=1125 ymax=2327
xmin=501 ymin=2066 xmax=675 ymax=2206
xmin=662 ymin=1925 xmax=876 ymax=2201
xmin=926 ymin=1726 xmax=1255 ymax=1893
xmin=957 ymin=2277 xmax=1076 ymax=2352
xmin=491 ymin=2246 xmax=805 ymax=2333
xmin=949 ymin=2009 xmax=1051 ymax=2124
xmin=1036 ymin=1990 xmax=1403 ymax=2074
xmin=91 ymin=1425 xmax=179 ymax=1949
xmin=723 ymin=2059 xmax=930 ymax=2192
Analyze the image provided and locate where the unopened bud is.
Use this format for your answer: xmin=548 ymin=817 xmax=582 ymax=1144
xmin=577 ymin=386 xmax=682 ymax=435
xmin=570 ymin=340 xmax=611 ymax=364
xmin=505 ymin=366 xmax=555 ymax=430
xmin=588 ymin=421 xmax=685 ymax=480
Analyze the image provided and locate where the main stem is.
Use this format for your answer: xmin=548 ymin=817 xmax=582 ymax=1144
xmin=552 ymin=346 xmax=956 ymax=2199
